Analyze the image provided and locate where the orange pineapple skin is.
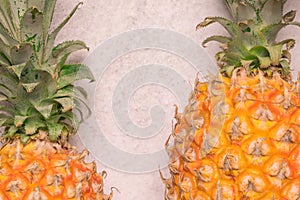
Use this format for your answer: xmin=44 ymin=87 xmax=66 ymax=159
xmin=0 ymin=139 xmax=112 ymax=200
xmin=164 ymin=71 xmax=300 ymax=199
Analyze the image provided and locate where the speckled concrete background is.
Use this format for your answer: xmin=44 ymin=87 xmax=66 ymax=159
xmin=54 ymin=1 xmax=300 ymax=199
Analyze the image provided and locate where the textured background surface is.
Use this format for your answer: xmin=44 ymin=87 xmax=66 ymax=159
xmin=54 ymin=1 xmax=300 ymax=199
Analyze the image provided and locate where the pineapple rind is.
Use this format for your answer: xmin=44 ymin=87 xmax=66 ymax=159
xmin=164 ymin=70 xmax=300 ymax=199
xmin=0 ymin=139 xmax=113 ymax=200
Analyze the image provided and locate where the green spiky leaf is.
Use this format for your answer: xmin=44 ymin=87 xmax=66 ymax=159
xmin=24 ymin=117 xmax=45 ymax=135
xmin=0 ymin=105 xmax=14 ymax=116
xmin=0 ymin=84 xmax=14 ymax=97
xmin=32 ymin=101 xmax=53 ymax=119
xmin=44 ymin=2 xmax=82 ymax=61
xmin=249 ymin=46 xmax=269 ymax=57
xmin=266 ymin=44 xmax=283 ymax=66
xmin=283 ymin=10 xmax=296 ymax=23
xmin=4 ymin=125 xmax=18 ymax=138
xmin=0 ymin=114 xmax=11 ymax=126
xmin=20 ymin=134 xmax=30 ymax=143
xmin=10 ymin=43 xmax=33 ymax=65
xmin=202 ymin=35 xmax=231 ymax=47
xmin=261 ymin=0 xmax=284 ymax=24
xmin=0 ymin=1 xmax=93 ymax=143
xmin=197 ymin=16 xmax=241 ymax=38
xmin=8 ymin=63 xmax=27 ymax=78
xmin=223 ymin=65 xmax=235 ymax=77
xmin=54 ymin=97 xmax=74 ymax=112
xmin=22 ymin=82 xmax=40 ymax=93
xmin=14 ymin=115 xmax=28 ymax=127
xmin=48 ymin=123 xmax=64 ymax=141
xmin=280 ymin=59 xmax=290 ymax=75
xmin=57 ymin=64 xmax=94 ymax=89
xmin=42 ymin=0 xmax=56 ymax=39
xmin=0 ymin=0 xmax=18 ymax=40
xmin=52 ymin=40 xmax=88 ymax=57
xmin=20 ymin=7 xmax=43 ymax=43
xmin=0 ymin=93 xmax=7 ymax=101
xmin=262 ymin=22 xmax=300 ymax=44
xmin=198 ymin=0 xmax=300 ymax=78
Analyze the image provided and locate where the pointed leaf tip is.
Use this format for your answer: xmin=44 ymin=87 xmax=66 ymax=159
xmin=196 ymin=17 xmax=240 ymax=38
xmin=284 ymin=10 xmax=297 ymax=23
xmin=202 ymin=35 xmax=231 ymax=47
xmin=57 ymin=64 xmax=94 ymax=89
xmin=45 ymin=2 xmax=83 ymax=60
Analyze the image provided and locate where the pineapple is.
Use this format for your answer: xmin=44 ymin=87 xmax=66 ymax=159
xmin=0 ymin=0 xmax=113 ymax=199
xmin=162 ymin=0 xmax=300 ymax=199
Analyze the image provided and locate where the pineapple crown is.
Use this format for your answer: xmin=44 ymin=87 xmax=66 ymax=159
xmin=197 ymin=0 xmax=300 ymax=79
xmin=0 ymin=0 xmax=94 ymax=144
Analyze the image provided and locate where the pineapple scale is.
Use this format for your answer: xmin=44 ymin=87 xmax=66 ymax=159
xmin=0 ymin=139 xmax=113 ymax=200
xmin=163 ymin=69 xmax=300 ymax=199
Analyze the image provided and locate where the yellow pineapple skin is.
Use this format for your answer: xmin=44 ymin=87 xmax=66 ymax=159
xmin=164 ymin=70 xmax=300 ymax=199
xmin=0 ymin=139 xmax=112 ymax=200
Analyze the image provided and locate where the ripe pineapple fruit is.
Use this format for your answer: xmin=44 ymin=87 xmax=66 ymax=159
xmin=0 ymin=0 xmax=112 ymax=199
xmin=163 ymin=0 xmax=300 ymax=199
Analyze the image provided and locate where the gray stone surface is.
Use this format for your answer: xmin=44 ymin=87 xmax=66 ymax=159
xmin=54 ymin=1 xmax=300 ymax=199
